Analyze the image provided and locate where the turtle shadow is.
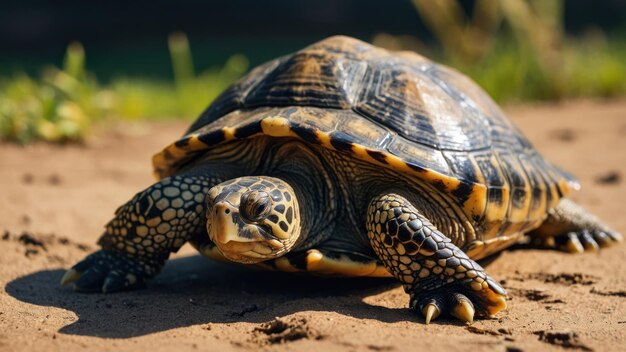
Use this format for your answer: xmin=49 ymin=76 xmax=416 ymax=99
xmin=5 ymin=254 xmax=431 ymax=339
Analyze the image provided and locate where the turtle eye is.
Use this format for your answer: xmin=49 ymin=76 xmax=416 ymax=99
xmin=240 ymin=191 xmax=272 ymax=222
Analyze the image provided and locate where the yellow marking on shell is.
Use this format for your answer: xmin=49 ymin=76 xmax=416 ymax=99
xmin=528 ymin=191 xmax=548 ymax=225
xmin=306 ymin=126 xmax=479 ymax=223
xmin=542 ymin=168 xmax=565 ymax=211
xmin=260 ymin=117 xmax=298 ymax=138
xmin=353 ymin=142 xmax=487 ymax=222
xmin=460 ymin=156 xmax=488 ymax=220
xmin=547 ymin=184 xmax=560 ymax=210
xmin=462 ymin=186 xmax=488 ymax=220
xmin=188 ymin=134 xmax=206 ymax=149
xmin=152 ymin=106 xmax=486 ymax=227
xmin=371 ymin=265 xmax=392 ymax=278
xmin=249 ymin=119 xmax=471 ymax=243
xmin=351 ymin=144 xmax=374 ymax=161
xmin=498 ymin=153 xmax=533 ymax=231
xmin=304 ymin=249 xmax=383 ymax=277
xmin=306 ymin=249 xmax=324 ymax=264
xmin=314 ymin=130 xmax=333 ymax=148
xmin=519 ymin=157 xmax=551 ymax=226
xmin=274 ymin=257 xmax=300 ymax=272
xmin=152 ymin=134 xmax=208 ymax=179
xmin=479 ymin=163 xmax=512 ymax=239
xmin=152 ymin=156 xmax=167 ymax=179
xmin=499 ymin=221 xmax=526 ymax=238
xmin=483 ymin=156 xmax=510 ymax=223
xmin=526 ymin=218 xmax=546 ymax=232
xmin=222 ymin=127 xmax=237 ymax=141
xmin=508 ymin=189 xmax=532 ymax=224
xmin=558 ymin=179 xmax=572 ymax=196
xmin=162 ymin=144 xmax=187 ymax=161
xmin=252 ymin=249 xmax=392 ymax=278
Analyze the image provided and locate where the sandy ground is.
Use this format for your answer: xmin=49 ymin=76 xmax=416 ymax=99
xmin=1 ymin=100 xmax=625 ymax=352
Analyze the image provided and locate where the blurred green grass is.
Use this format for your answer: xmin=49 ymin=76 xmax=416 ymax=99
xmin=2 ymin=0 xmax=626 ymax=143
xmin=0 ymin=33 xmax=248 ymax=143
xmin=403 ymin=0 xmax=626 ymax=103
xmin=459 ymin=35 xmax=626 ymax=102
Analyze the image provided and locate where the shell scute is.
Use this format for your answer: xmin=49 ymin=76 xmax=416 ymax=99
xmin=244 ymin=52 xmax=367 ymax=110
xmin=188 ymin=59 xmax=284 ymax=133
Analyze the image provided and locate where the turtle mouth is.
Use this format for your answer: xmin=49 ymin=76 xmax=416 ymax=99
xmin=216 ymin=236 xmax=286 ymax=264
xmin=207 ymin=201 xmax=286 ymax=263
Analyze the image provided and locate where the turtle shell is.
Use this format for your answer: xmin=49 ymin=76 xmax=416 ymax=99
xmin=153 ymin=36 xmax=578 ymax=243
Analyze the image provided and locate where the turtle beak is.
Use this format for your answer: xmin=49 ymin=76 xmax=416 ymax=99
xmin=208 ymin=200 xmax=284 ymax=263
xmin=211 ymin=201 xmax=243 ymax=244
xmin=210 ymin=201 xmax=266 ymax=244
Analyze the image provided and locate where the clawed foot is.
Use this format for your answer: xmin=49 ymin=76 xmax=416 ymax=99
xmin=411 ymin=277 xmax=507 ymax=325
xmin=542 ymin=230 xmax=623 ymax=253
xmin=60 ymin=250 xmax=157 ymax=293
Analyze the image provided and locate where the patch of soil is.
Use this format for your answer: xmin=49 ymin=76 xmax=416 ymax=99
xmin=466 ymin=326 xmax=512 ymax=336
xmin=590 ymin=287 xmax=626 ymax=298
xmin=550 ymin=128 xmax=577 ymax=142
xmin=516 ymin=272 xmax=599 ymax=286
xmin=594 ymin=171 xmax=621 ymax=185
xmin=3 ymin=231 xmax=92 ymax=253
xmin=18 ymin=233 xmax=46 ymax=249
xmin=508 ymin=288 xmax=553 ymax=302
xmin=533 ymin=330 xmax=593 ymax=351
xmin=252 ymin=317 xmax=322 ymax=344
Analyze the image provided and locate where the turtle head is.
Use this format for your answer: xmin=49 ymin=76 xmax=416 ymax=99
xmin=206 ymin=176 xmax=301 ymax=263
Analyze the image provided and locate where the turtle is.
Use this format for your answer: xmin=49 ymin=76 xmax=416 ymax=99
xmin=61 ymin=36 xmax=622 ymax=324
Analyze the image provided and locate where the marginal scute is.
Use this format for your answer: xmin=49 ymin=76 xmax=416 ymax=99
xmin=256 ymin=248 xmax=391 ymax=277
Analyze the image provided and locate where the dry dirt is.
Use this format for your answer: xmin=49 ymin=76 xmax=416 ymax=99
xmin=1 ymin=100 xmax=625 ymax=352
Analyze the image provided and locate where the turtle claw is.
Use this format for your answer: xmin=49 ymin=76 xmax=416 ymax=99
xmin=450 ymin=294 xmax=475 ymax=324
xmin=413 ymin=283 xmax=504 ymax=324
xmin=102 ymin=272 xmax=138 ymax=293
xmin=74 ymin=267 xmax=108 ymax=292
xmin=60 ymin=269 xmax=82 ymax=286
xmin=593 ymin=231 xmax=613 ymax=248
xmin=61 ymin=250 xmax=155 ymax=293
xmin=556 ymin=230 xmax=621 ymax=253
xmin=562 ymin=232 xmax=585 ymax=253
xmin=421 ymin=302 xmax=441 ymax=324
xmin=605 ymin=230 xmax=623 ymax=243
xmin=579 ymin=231 xmax=599 ymax=251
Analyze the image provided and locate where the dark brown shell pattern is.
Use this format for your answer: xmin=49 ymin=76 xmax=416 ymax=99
xmin=154 ymin=36 xmax=578 ymax=246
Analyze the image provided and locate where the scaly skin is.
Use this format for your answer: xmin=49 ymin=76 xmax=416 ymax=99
xmin=61 ymin=175 xmax=218 ymax=292
xmin=366 ymin=193 xmax=507 ymax=324
xmin=529 ymin=199 xmax=623 ymax=253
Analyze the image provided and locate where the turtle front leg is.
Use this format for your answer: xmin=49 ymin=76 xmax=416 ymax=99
xmin=61 ymin=174 xmax=218 ymax=292
xmin=529 ymin=199 xmax=622 ymax=253
xmin=366 ymin=194 xmax=507 ymax=324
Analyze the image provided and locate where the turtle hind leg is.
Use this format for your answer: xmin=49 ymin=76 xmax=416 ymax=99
xmin=367 ymin=194 xmax=507 ymax=324
xmin=529 ymin=199 xmax=623 ymax=253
